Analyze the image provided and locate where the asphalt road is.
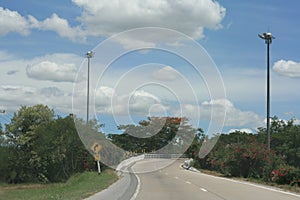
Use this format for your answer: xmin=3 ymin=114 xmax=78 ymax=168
xmin=132 ymin=159 xmax=300 ymax=200
xmin=85 ymin=163 xmax=138 ymax=200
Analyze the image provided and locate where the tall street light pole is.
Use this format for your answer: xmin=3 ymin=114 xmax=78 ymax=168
xmin=86 ymin=51 xmax=94 ymax=124
xmin=258 ymin=32 xmax=275 ymax=151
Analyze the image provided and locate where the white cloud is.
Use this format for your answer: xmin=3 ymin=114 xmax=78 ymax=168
xmin=0 ymin=53 xmax=85 ymax=113
xmin=93 ymin=87 xmax=165 ymax=116
xmin=70 ymin=0 xmax=226 ymax=48
xmin=0 ymin=7 xmax=31 ymax=36
xmin=228 ymin=128 xmax=253 ymax=134
xmin=181 ymin=99 xmax=264 ymax=129
xmin=152 ymin=66 xmax=179 ymax=81
xmin=273 ymin=60 xmax=300 ymax=78
xmin=1 ymin=1 xmax=226 ymax=45
xmin=34 ymin=13 xmax=86 ymax=42
xmin=91 ymin=85 xmax=264 ymax=129
xmin=0 ymin=7 xmax=85 ymax=42
xmin=73 ymin=0 xmax=225 ymax=39
xmin=27 ymin=61 xmax=79 ymax=82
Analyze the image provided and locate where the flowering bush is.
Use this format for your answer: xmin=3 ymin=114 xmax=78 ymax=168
xmin=271 ymin=164 xmax=300 ymax=185
xmin=204 ymin=137 xmax=284 ymax=179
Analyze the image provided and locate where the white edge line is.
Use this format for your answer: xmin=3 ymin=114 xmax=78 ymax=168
xmin=130 ymin=172 xmax=141 ymax=200
xmin=199 ymin=172 xmax=300 ymax=197
xmin=201 ymin=188 xmax=207 ymax=192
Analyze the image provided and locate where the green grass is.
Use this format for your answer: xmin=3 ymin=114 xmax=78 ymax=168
xmin=0 ymin=170 xmax=119 ymax=200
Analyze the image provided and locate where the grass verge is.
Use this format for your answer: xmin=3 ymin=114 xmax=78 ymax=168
xmin=0 ymin=169 xmax=119 ymax=200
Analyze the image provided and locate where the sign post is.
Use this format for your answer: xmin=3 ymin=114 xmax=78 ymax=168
xmin=91 ymin=142 xmax=102 ymax=174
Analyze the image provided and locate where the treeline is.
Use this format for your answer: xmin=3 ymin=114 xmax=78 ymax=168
xmin=0 ymin=105 xmax=97 ymax=183
xmin=108 ymin=116 xmax=300 ymax=186
xmin=108 ymin=117 xmax=201 ymax=154
xmin=1 ymin=104 xmax=299 ymax=187
xmin=190 ymin=117 xmax=300 ymax=186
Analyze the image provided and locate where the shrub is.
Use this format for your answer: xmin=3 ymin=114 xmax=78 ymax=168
xmin=271 ymin=164 xmax=300 ymax=186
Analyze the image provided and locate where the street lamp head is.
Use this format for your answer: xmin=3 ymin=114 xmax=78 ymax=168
xmin=86 ymin=51 xmax=94 ymax=58
xmin=258 ymin=32 xmax=275 ymax=44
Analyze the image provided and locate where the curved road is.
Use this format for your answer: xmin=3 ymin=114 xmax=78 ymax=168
xmin=132 ymin=159 xmax=300 ymax=200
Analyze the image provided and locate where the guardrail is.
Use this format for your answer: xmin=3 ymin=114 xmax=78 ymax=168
xmin=116 ymin=153 xmax=187 ymax=173
xmin=116 ymin=154 xmax=145 ymax=172
xmin=144 ymin=153 xmax=187 ymax=159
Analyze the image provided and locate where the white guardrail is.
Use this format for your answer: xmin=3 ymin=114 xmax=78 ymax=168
xmin=116 ymin=154 xmax=187 ymax=172
xmin=116 ymin=155 xmax=145 ymax=172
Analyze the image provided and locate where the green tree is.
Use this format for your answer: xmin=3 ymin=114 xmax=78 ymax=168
xmin=258 ymin=117 xmax=300 ymax=168
xmin=3 ymin=105 xmax=54 ymax=183
xmin=2 ymin=105 xmax=95 ymax=183
xmin=108 ymin=117 xmax=197 ymax=155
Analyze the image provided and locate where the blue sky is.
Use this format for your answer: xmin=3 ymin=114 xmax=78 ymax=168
xmin=0 ymin=0 xmax=300 ymax=135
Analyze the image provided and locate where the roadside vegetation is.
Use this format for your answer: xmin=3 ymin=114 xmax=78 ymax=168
xmin=0 ymin=170 xmax=118 ymax=200
xmin=187 ymin=117 xmax=300 ymax=192
xmin=0 ymin=104 xmax=118 ymax=199
xmin=1 ymin=104 xmax=299 ymax=197
xmin=109 ymin=115 xmax=300 ymax=191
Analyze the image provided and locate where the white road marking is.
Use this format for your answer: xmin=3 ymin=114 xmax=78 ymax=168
xmin=174 ymin=176 xmax=179 ymax=179
xmin=199 ymin=173 xmax=300 ymax=198
xmin=201 ymin=188 xmax=207 ymax=192
xmin=185 ymin=181 xmax=191 ymax=184
xmin=130 ymin=167 xmax=141 ymax=200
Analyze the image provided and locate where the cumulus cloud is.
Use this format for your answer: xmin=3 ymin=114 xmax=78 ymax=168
xmin=0 ymin=7 xmax=85 ymax=41
xmin=93 ymin=87 xmax=166 ymax=116
xmin=182 ymin=99 xmax=264 ymax=128
xmin=0 ymin=85 xmax=72 ymax=113
xmin=26 ymin=61 xmax=79 ymax=82
xmin=228 ymin=128 xmax=253 ymax=134
xmin=73 ymin=0 xmax=225 ymax=39
xmin=1 ymin=1 xmax=226 ymax=45
xmin=0 ymin=7 xmax=31 ymax=36
xmin=30 ymin=13 xmax=86 ymax=42
xmin=273 ymin=60 xmax=300 ymax=78
xmin=91 ymin=85 xmax=263 ymax=129
xmin=152 ymin=66 xmax=179 ymax=81
xmin=39 ymin=87 xmax=64 ymax=97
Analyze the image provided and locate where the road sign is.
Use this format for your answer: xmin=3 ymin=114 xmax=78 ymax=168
xmin=90 ymin=142 xmax=102 ymax=174
xmin=94 ymin=154 xmax=100 ymax=161
xmin=91 ymin=142 xmax=102 ymax=154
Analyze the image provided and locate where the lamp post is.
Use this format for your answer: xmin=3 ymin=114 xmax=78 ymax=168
xmin=86 ymin=51 xmax=94 ymax=124
xmin=86 ymin=51 xmax=101 ymax=174
xmin=258 ymin=32 xmax=275 ymax=151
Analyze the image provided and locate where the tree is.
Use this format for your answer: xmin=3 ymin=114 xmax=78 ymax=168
xmin=3 ymin=105 xmax=54 ymax=183
xmin=258 ymin=117 xmax=300 ymax=168
xmin=108 ymin=117 xmax=197 ymax=155
xmin=5 ymin=104 xmax=54 ymax=146
xmin=1 ymin=105 xmax=95 ymax=183
xmin=184 ymin=128 xmax=205 ymax=159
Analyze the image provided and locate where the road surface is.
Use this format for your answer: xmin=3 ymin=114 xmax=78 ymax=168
xmin=132 ymin=159 xmax=300 ymax=200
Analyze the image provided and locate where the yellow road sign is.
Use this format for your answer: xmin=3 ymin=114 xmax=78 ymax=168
xmin=94 ymin=154 xmax=100 ymax=161
xmin=91 ymin=142 xmax=102 ymax=154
